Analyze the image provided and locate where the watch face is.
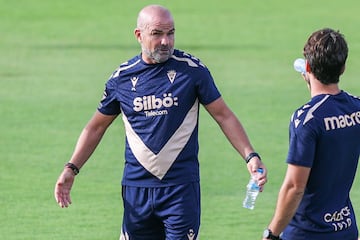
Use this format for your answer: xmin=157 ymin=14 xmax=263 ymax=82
xmin=263 ymin=229 xmax=270 ymax=238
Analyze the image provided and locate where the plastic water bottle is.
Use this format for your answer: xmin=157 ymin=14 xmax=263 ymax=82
xmin=293 ymin=58 xmax=306 ymax=75
xmin=242 ymin=168 xmax=263 ymax=210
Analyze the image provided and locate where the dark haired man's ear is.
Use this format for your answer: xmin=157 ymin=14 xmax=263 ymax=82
xmin=305 ymin=60 xmax=311 ymax=73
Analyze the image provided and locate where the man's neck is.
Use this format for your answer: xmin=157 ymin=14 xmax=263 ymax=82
xmin=310 ymin=83 xmax=340 ymax=97
xmin=308 ymin=75 xmax=341 ymax=97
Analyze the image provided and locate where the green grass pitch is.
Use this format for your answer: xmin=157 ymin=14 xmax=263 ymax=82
xmin=1 ymin=0 xmax=359 ymax=239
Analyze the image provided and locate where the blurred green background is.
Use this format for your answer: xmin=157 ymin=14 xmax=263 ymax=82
xmin=1 ymin=0 xmax=359 ymax=239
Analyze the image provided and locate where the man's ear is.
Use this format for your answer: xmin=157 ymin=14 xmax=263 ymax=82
xmin=134 ymin=28 xmax=142 ymax=43
xmin=305 ymin=60 xmax=311 ymax=73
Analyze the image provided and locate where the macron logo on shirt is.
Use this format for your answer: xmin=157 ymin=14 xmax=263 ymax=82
xmin=324 ymin=111 xmax=360 ymax=131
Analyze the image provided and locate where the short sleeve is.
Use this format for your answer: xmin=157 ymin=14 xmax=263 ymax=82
xmin=286 ymin=113 xmax=317 ymax=167
xmin=196 ymin=67 xmax=221 ymax=105
xmin=97 ymin=80 xmax=121 ymax=115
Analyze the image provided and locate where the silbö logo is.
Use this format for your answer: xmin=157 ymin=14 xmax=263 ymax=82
xmin=133 ymin=93 xmax=178 ymax=117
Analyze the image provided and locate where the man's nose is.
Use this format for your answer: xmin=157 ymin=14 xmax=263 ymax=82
xmin=161 ymin=35 xmax=170 ymax=45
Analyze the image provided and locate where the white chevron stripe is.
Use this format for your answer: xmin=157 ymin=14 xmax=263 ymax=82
xmin=122 ymin=99 xmax=199 ymax=179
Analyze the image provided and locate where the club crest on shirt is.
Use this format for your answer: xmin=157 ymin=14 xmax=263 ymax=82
xmin=167 ymin=70 xmax=176 ymax=83
xmin=131 ymin=77 xmax=139 ymax=91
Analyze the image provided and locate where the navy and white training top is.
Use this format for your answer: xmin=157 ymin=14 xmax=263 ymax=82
xmin=283 ymin=91 xmax=360 ymax=240
xmin=98 ymin=49 xmax=221 ymax=187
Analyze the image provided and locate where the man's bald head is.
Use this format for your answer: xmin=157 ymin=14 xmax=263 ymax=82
xmin=137 ymin=5 xmax=174 ymax=31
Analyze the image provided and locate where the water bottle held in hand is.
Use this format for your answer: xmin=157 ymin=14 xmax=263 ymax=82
xmin=243 ymin=168 xmax=263 ymax=210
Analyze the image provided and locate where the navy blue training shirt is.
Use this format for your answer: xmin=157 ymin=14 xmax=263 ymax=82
xmin=98 ymin=49 xmax=221 ymax=187
xmin=284 ymin=91 xmax=360 ymax=240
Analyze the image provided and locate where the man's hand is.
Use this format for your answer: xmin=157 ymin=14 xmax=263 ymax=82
xmin=247 ymin=158 xmax=267 ymax=192
xmin=54 ymin=168 xmax=75 ymax=208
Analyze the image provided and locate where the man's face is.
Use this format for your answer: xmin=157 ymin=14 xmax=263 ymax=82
xmin=136 ymin=17 xmax=175 ymax=64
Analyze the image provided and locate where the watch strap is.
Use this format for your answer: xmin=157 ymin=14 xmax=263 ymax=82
xmin=65 ymin=162 xmax=80 ymax=175
xmin=245 ymin=152 xmax=261 ymax=163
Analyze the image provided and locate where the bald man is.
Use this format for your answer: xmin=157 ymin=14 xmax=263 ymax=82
xmin=54 ymin=5 xmax=267 ymax=240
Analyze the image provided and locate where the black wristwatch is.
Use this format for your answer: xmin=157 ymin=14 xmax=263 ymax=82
xmin=263 ymin=229 xmax=281 ymax=240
